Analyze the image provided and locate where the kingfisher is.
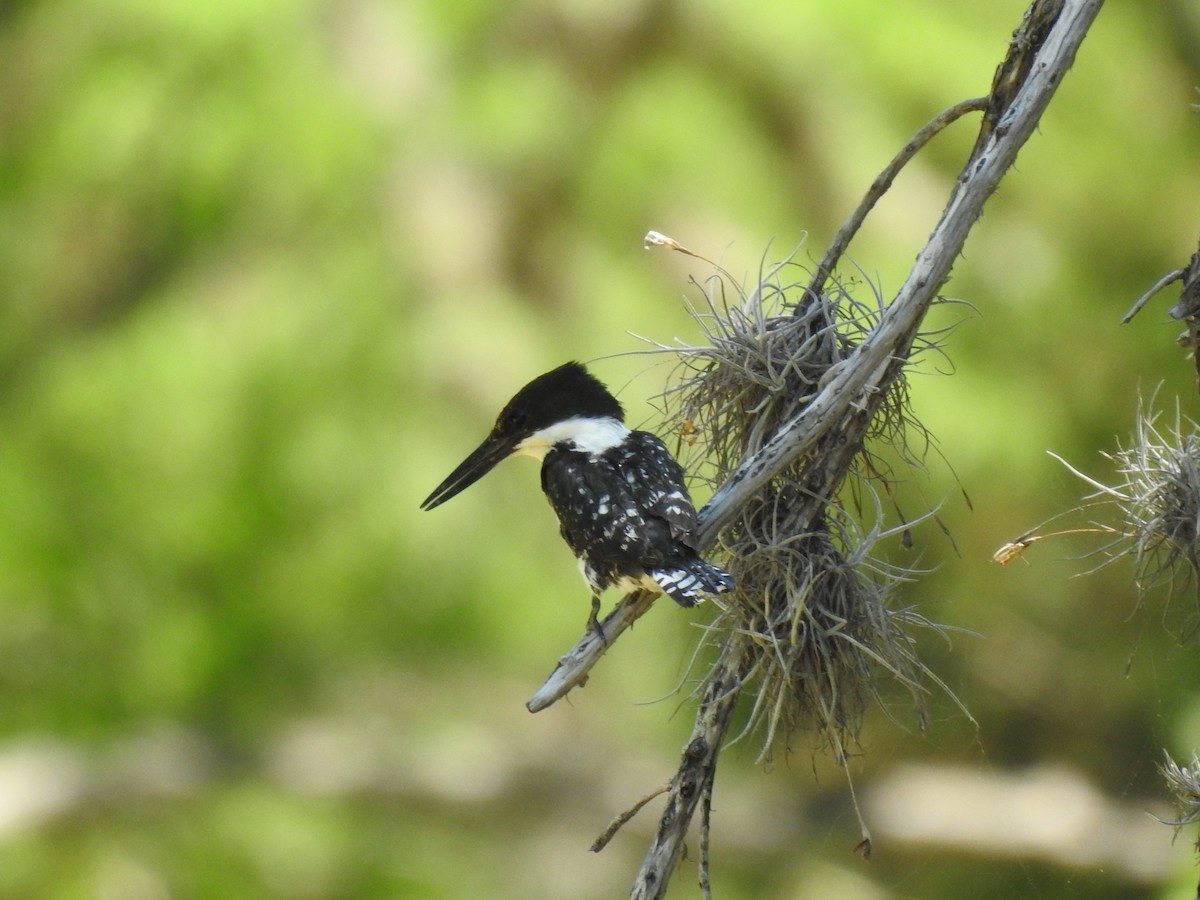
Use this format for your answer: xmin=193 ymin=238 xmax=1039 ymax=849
xmin=420 ymin=362 xmax=733 ymax=635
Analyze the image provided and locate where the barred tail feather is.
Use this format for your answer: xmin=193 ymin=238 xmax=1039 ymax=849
xmin=651 ymin=560 xmax=734 ymax=608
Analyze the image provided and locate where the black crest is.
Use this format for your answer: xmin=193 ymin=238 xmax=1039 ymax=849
xmin=495 ymin=362 xmax=624 ymax=436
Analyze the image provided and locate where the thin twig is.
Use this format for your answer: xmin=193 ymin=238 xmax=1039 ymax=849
xmin=806 ymin=96 xmax=988 ymax=303
xmin=591 ymin=783 xmax=671 ymax=853
xmin=1167 ymin=241 xmax=1200 ymax=322
xmin=1122 ymin=269 xmax=1185 ymax=324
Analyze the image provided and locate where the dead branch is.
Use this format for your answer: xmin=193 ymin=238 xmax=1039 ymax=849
xmin=527 ymin=590 xmax=657 ymax=713
xmin=630 ymin=1 xmax=1105 ymax=896
xmin=522 ymin=0 xmax=1104 ymax=893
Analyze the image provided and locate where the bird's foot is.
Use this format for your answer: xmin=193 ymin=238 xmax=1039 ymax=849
xmin=587 ymin=597 xmax=608 ymax=647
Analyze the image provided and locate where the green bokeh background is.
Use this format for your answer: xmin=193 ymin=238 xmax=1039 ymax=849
xmin=2 ymin=0 xmax=1199 ymax=897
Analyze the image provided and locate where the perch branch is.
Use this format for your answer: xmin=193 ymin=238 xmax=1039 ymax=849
xmin=527 ymin=590 xmax=657 ymax=713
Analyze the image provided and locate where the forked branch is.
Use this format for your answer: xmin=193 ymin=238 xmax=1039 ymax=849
xmin=523 ymin=1 xmax=1105 ymax=896
xmin=632 ymin=2 xmax=1105 ymax=897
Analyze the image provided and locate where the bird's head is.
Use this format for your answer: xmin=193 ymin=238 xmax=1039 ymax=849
xmin=420 ymin=362 xmax=624 ymax=510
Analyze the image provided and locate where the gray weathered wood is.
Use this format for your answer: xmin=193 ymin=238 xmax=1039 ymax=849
xmin=630 ymin=2 xmax=1106 ymax=896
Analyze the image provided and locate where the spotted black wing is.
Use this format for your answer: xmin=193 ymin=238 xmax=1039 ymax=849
xmin=615 ymin=431 xmax=700 ymax=552
xmin=540 ymin=448 xmax=655 ymax=565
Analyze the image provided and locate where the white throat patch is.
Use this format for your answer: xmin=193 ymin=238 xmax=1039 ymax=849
xmin=515 ymin=416 xmax=630 ymax=459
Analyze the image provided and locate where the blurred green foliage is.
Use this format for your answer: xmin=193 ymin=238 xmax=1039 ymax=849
xmin=1 ymin=0 xmax=1199 ymax=897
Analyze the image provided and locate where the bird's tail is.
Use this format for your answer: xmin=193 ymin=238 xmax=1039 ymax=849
xmin=650 ymin=560 xmax=734 ymax=608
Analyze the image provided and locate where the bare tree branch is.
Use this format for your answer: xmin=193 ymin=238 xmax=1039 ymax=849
xmin=526 ymin=590 xmax=658 ymax=712
xmin=525 ymin=1 xmax=1104 ymax=893
xmin=628 ymin=1 xmax=1105 ymax=895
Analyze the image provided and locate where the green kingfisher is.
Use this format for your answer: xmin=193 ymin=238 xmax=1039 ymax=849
xmin=420 ymin=362 xmax=733 ymax=633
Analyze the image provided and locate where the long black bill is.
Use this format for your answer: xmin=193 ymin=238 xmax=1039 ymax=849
xmin=420 ymin=433 xmax=517 ymax=510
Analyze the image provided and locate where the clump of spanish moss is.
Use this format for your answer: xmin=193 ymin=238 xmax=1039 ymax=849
xmin=1109 ymin=406 xmax=1200 ymax=597
xmin=659 ymin=256 xmax=927 ymax=483
xmin=1042 ymin=402 xmax=1200 ymax=609
xmin=1158 ymin=751 xmax=1200 ymax=851
xmin=650 ymin=250 xmax=958 ymax=760
xmin=711 ymin=487 xmax=943 ymax=759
